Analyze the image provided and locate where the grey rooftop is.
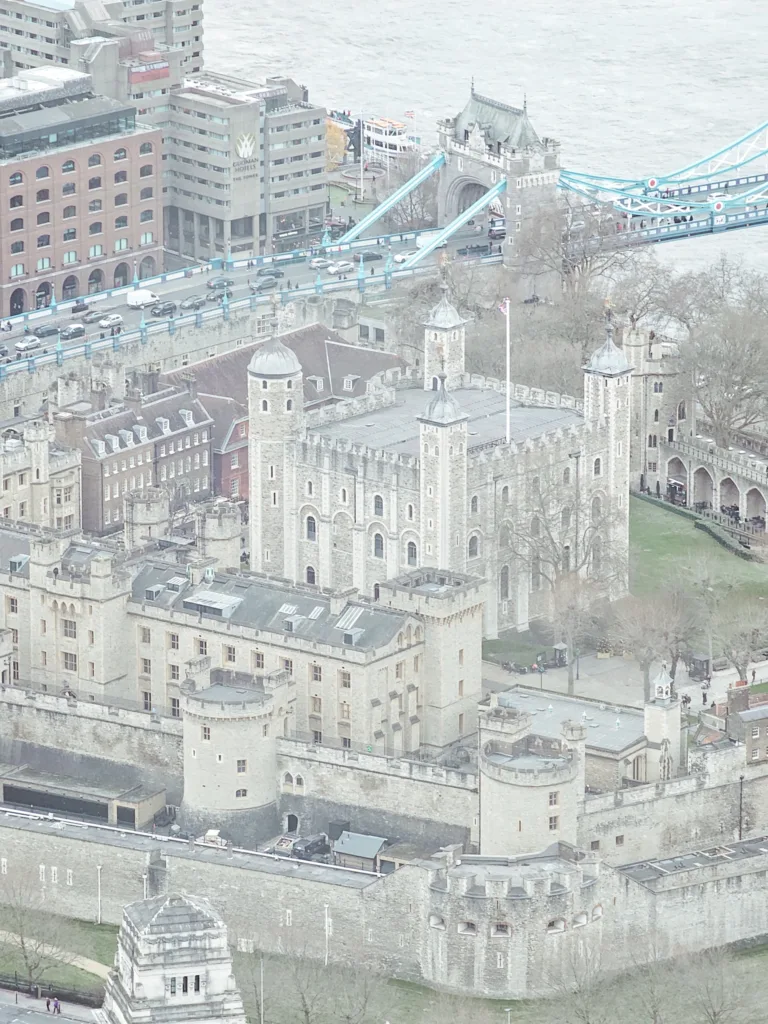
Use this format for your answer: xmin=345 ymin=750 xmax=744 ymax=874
xmin=621 ymin=835 xmax=768 ymax=885
xmin=334 ymin=831 xmax=388 ymax=859
xmin=739 ymin=706 xmax=768 ymax=722
xmin=311 ymin=387 xmax=582 ymax=455
xmin=124 ymin=893 xmax=222 ymax=935
xmin=497 ymin=687 xmax=645 ymax=755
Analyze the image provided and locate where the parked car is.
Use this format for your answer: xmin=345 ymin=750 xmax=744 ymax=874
xmin=309 ymin=257 xmax=332 ymax=270
xmin=34 ymin=323 xmax=61 ymax=339
xmin=15 ymin=336 xmax=41 ymax=354
xmin=99 ymin=313 xmax=124 ymax=330
xmin=256 ymin=266 xmax=285 ymax=278
xmin=207 ymin=277 xmax=235 ymax=290
xmin=353 ymin=250 xmax=383 ymax=262
xmin=180 ymin=296 xmax=207 ymax=311
xmin=150 ymin=301 xmax=177 ymax=318
xmin=393 ymin=249 xmax=419 ymax=264
xmin=252 ymin=276 xmax=279 ymax=292
xmin=59 ymin=323 xmax=86 ymax=340
xmin=327 ymin=260 xmax=355 ymax=276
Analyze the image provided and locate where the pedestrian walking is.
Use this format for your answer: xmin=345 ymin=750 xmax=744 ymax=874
xmin=702 ymin=688 xmax=708 ymax=705
xmin=46 ymin=998 xmax=51 ymax=1012
xmin=53 ymin=998 xmax=60 ymax=1015
xmin=752 ymin=669 xmax=757 ymax=683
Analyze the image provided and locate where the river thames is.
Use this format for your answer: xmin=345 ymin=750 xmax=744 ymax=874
xmin=205 ymin=0 xmax=768 ymax=270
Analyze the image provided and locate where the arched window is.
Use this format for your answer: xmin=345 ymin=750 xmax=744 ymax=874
xmin=113 ymin=148 xmax=127 ymax=161
xmin=306 ymin=565 xmax=316 ymax=584
xmin=407 ymin=541 xmax=417 ymax=566
xmin=87 ymin=177 xmax=101 ymax=190
xmin=286 ymin=399 xmax=293 ymax=411
xmin=9 ymin=172 xmax=22 ymax=185
xmin=373 ymin=494 xmax=384 ymax=517
xmin=88 ymin=154 xmax=101 ymax=167
xmin=89 ymin=199 xmax=102 ymax=213
xmin=36 ymin=235 xmax=50 ymax=248
xmin=373 ymin=583 xmax=380 ymax=601
xmin=340 ymin=488 xmax=347 ymax=503
xmin=561 ymin=507 xmax=571 ymax=530
xmin=282 ymin=772 xmax=294 ymax=792
xmin=307 ymin=481 xmax=313 ymax=496
xmin=295 ymin=774 xmax=304 ymax=791
xmin=261 ymin=380 xmax=268 ymax=390
xmin=431 ymin=376 xmax=439 ymax=390
xmin=37 ymin=211 xmax=50 ymax=226
xmin=647 ymin=434 xmax=657 ymax=448
xmin=139 ymin=164 xmax=153 ymax=178
xmin=61 ymin=160 xmax=75 ymax=174
xmin=115 ymin=216 xmax=128 ymax=229
xmin=140 ymin=187 xmax=153 ymax=200
xmin=235 ymin=788 xmax=247 ymax=798
xmin=407 ymin=503 xmax=414 ymax=520
xmin=140 ymin=142 xmax=154 ymax=155
xmin=468 ymin=535 xmax=479 ymax=558
xmin=10 ymin=241 xmax=23 ymax=254
xmin=591 ymin=496 xmax=602 ymax=522
xmin=89 ymin=221 xmax=102 ymax=236
xmin=36 ymin=189 xmax=49 ymax=203
xmin=114 ymin=170 xmax=127 ymax=184
xmin=35 ymin=165 xmax=49 ymax=179
xmin=140 ymin=209 xmax=153 ymax=222
xmin=433 ymin=445 xmax=439 ymax=456
xmin=500 ymin=565 xmax=509 ymax=599
xmin=653 ymin=409 xmax=659 ymax=422
xmin=9 ymin=195 xmax=22 ymax=208
xmin=530 ymin=516 xmax=540 ymax=538
xmin=593 ymin=457 xmax=602 ymax=477
xmin=501 ymin=485 xmax=509 ymax=503
xmin=10 ymin=218 xmax=22 ymax=231
xmin=306 ymin=515 xmax=317 ymax=541
xmin=532 ymin=554 xmax=541 ymax=591
xmin=114 ymin=193 xmax=128 ymax=206
xmin=261 ymin=399 xmax=269 ymax=412
xmin=677 ymin=400 xmax=686 ymax=421
xmin=373 ymin=533 xmax=384 ymax=558
xmin=470 ymin=495 xmax=478 ymax=514
xmin=562 ymin=467 xmax=571 ymax=485
xmin=62 ymin=183 xmax=75 ymax=196
xmin=63 ymin=206 xmax=76 ymax=219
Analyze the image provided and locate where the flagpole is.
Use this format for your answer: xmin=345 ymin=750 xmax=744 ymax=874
xmin=505 ymin=298 xmax=511 ymax=443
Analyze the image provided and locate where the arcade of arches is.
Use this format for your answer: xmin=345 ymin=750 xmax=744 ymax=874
xmin=666 ymin=458 xmax=767 ymax=522
xmin=4 ymin=256 xmax=157 ymax=316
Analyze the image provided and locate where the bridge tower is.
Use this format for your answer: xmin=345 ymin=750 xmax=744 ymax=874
xmin=437 ymin=88 xmax=561 ymax=299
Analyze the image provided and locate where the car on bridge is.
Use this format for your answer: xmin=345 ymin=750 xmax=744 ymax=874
xmin=456 ymin=242 xmax=491 ymax=256
xmin=393 ymin=249 xmax=419 ymax=264
xmin=180 ymin=296 xmax=207 ymax=311
xmin=327 ymin=261 xmax=355 ymax=276
xmin=150 ymin=301 xmax=177 ymax=318
xmin=353 ymin=251 xmax=383 ymax=262
xmin=83 ymin=310 xmax=106 ymax=324
xmin=15 ymin=336 xmax=41 ymax=355
xmin=251 ymin=276 xmax=280 ymax=292
xmin=34 ymin=323 xmax=61 ymax=339
xmin=207 ymin=277 xmax=235 ymax=290
xmin=256 ymin=267 xmax=285 ymax=278
xmin=60 ymin=323 xmax=86 ymax=340
xmin=309 ymin=257 xmax=332 ymax=270
xmin=99 ymin=313 xmax=124 ymax=330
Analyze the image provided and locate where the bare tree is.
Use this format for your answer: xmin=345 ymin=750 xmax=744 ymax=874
xmin=550 ymin=943 xmax=616 ymax=1024
xmin=372 ymin=150 xmax=438 ymax=233
xmin=607 ymin=595 xmax=680 ymax=702
xmin=0 ymin=868 xmax=78 ymax=987
xmin=713 ymin=598 xmax=768 ymax=681
xmin=681 ymin=950 xmax=748 ymax=1024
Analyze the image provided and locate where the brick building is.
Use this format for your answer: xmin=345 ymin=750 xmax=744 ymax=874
xmin=0 ymin=67 xmax=162 ymax=316
xmin=53 ymin=382 xmax=213 ymax=535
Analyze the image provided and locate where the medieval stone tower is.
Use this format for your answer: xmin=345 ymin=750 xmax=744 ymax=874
xmin=423 ymin=282 xmax=468 ymax=391
xmin=247 ymin=337 xmax=304 ymax=575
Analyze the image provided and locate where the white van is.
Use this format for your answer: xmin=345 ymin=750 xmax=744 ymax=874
xmin=126 ymin=289 xmax=160 ymax=309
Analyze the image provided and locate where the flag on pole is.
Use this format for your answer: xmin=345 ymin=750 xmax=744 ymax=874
xmin=498 ymin=297 xmax=510 ymax=315
xmin=404 ymin=110 xmax=415 ymax=118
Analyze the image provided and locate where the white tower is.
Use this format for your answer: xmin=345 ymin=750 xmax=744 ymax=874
xmin=423 ymin=283 xmax=468 ymax=391
xmin=247 ymin=336 xmax=304 ymax=576
xmin=417 ymin=375 xmax=468 ymax=571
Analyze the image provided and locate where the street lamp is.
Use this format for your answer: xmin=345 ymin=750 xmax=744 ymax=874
xmin=504 ymin=1008 xmax=513 ymax=1024
xmin=575 ymin=647 xmax=581 ymax=681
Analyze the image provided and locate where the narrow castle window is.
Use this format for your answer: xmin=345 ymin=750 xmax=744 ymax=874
xmin=306 ymin=516 xmax=317 ymax=541
xmin=468 ymin=535 xmax=479 ymax=558
xmin=470 ymin=495 xmax=478 ymax=514
xmin=429 ymin=914 xmax=446 ymax=930
xmin=373 ymin=494 xmax=384 ymax=517
xmin=593 ymin=457 xmax=602 ymax=477
xmin=261 ymin=400 xmax=269 ymax=413
xmin=374 ymin=533 xmax=384 ymax=558
xmin=407 ymin=541 xmax=417 ymax=566
xmin=458 ymin=921 xmax=477 ymax=935
xmin=562 ymin=467 xmax=570 ymax=485
xmin=286 ymin=399 xmax=293 ymax=411
xmin=306 ymin=565 xmax=316 ymax=584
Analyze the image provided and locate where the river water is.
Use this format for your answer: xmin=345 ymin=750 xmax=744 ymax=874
xmin=205 ymin=0 xmax=768 ymax=271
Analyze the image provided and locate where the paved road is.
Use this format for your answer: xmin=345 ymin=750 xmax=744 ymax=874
xmin=3 ymin=226 xmax=491 ymax=365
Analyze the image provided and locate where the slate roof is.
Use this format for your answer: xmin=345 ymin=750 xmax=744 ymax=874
xmin=419 ymin=376 xmax=467 ymax=426
xmin=334 ymin=831 xmax=388 ymax=860
xmin=452 ymin=90 xmax=541 ymax=151
xmin=198 ymin=393 xmax=247 ymax=451
xmin=76 ymin=389 xmax=214 ymax=459
xmin=124 ymin=893 xmax=222 ymax=935
xmin=585 ymin=325 xmax=632 ymax=376
xmin=130 ymin=562 xmax=411 ymax=652
xmin=161 ymin=326 xmax=404 ymax=409
xmin=248 ymin=337 xmax=302 ymax=378
xmin=424 ymin=286 xmax=466 ymax=330
xmin=739 ymin=706 xmax=768 ymax=722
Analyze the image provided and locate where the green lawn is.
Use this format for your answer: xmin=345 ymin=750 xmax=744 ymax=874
xmin=629 ymin=496 xmax=768 ymax=597
xmin=0 ymin=948 xmax=105 ymax=995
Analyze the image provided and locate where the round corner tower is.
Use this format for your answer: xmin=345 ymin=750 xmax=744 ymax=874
xmin=478 ymin=705 xmax=585 ymax=856
xmin=195 ymin=501 xmax=242 ymax=570
xmin=247 ymin=337 xmax=304 ymax=576
xmin=180 ymin=677 xmax=290 ymax=846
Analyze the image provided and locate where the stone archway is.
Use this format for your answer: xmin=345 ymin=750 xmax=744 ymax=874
xmin=667 ymin=456 xmax=686 ymax=486
xmin=34 ymin=282 xmax=51 ymax=309
xmin=444 ymin=174 xmax=489 ymax=220
xmin=692 ymin=466 xmax=713 ymax=506
xmin=139 ymin=255 xmax=156 ymax=280
xmin=746 ymin=487 xmax=766 ymax=521
xmin=720 ymin=476 xmax=740 ymax=511
xmin=88 ymin=269 xmax=104 ymax=294
xmin=61 ymin=275 xmax=78 ymax=300
xmin=113 ymin=262 xmax=130 ymax=289
xmin=9 ymin=288 xmax=25 ymax=316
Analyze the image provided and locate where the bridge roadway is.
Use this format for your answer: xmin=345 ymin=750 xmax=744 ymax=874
xmin=0 ymin=227 xmax=499 ymax=378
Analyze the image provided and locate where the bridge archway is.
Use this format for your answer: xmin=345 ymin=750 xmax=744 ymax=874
xmin=746 ymin=487 xmax=766 ymax=520
xmin=692 ymin=466 xmax=713 ymax=506
xmin=444 ymin=175 xmax=490 ymax=220
xmin=667 ymin=457 xmax=687 ymax=486
xmin=720 ymin=476 xmax=740 ymax=510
